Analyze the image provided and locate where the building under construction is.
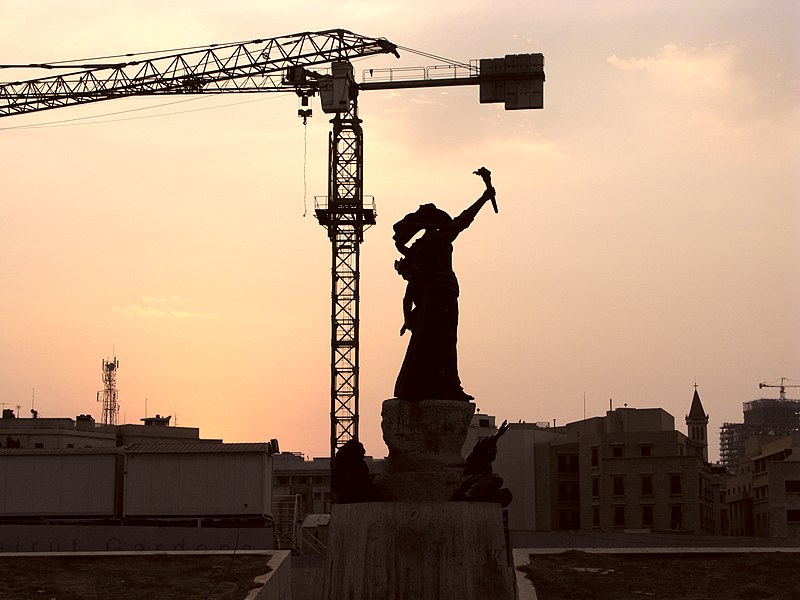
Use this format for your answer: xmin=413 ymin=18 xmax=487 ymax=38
xmin=720 ymin=395 xmax=800 ymax=472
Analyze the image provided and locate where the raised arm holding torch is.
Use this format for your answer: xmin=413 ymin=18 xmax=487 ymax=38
xmin=473 ymin=166 xmax=498 ymax=213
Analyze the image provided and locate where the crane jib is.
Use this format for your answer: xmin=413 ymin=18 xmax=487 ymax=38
xmin=0 ymin=30 xmax=399 ymax=117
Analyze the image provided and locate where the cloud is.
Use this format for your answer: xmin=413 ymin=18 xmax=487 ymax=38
xmin=605 ymin=43 xmax=799 ymax=141
xmin=607 ymin=43 xmax=736 ymax=93
xmin=113 ymin=296 xmax=215 ymax=319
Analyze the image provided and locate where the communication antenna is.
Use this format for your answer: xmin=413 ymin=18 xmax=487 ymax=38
xmin=96 ymin=356 xmax=120 ymax=425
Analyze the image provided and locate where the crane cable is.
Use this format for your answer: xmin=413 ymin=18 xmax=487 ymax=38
xmin=302 ymin=120 xmax=308 ymax=218
xmin=393 ymin=45 xmax=473 ymax=71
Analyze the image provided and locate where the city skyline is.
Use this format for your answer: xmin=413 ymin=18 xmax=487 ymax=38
xmin=1 ymin=1 xmax=798 ymax=461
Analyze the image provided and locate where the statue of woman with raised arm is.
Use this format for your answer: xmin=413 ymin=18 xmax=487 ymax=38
xmin=392 ymin=179 xmax=496 ymax=401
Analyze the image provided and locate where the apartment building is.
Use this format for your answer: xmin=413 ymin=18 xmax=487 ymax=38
xmin=475 ymin=390 xmax=715 ymax=534
xmin=728 ymin=432 xmax=800 ymax=538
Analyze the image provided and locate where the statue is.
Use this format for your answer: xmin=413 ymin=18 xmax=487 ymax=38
xmin=392 ymin=169 xmax=496 ymax=401
xmin=455 ymin=420 xmax=512 ymax=507
xmin=331 ymin=439 xmax=381 ymax=504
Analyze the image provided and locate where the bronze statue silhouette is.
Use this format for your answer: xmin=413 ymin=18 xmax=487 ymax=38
xmin=392 ymin=169 xmax=496 ymax=401
xmin=455 ymin=419 xmax=512 ymax=507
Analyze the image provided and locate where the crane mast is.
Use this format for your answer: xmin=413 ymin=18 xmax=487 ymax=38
xmin=1 ymin=30 xmax=545 ymax=464
xmin=323 ymin=101 xmax=370 ymax=457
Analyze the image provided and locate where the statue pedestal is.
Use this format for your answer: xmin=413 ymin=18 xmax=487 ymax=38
xmin=375 ymin=398 xmax=475 ymax=501
xmin=322 ymin=502 xmax=515 ymax=600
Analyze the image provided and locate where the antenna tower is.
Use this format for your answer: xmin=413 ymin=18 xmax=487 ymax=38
xmin=97 ymin=357 xmax=120 ymax=425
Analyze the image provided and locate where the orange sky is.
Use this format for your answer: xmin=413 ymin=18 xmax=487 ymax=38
xmin=1 ymin=1 xmax=798 ymax=462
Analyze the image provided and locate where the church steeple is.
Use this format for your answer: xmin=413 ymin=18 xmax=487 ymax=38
xmin=686 ymin=384 xmax=709 ymax=461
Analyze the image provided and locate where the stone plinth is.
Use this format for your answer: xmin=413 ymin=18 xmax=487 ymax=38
xmin=375 ymin=399 xmax=475 ymax=501
xmin=322 ymin=502 xmax=515 ymax=600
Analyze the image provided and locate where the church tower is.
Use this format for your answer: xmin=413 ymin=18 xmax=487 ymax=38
xmin=686 ymin=385 xmax=709 ymax=462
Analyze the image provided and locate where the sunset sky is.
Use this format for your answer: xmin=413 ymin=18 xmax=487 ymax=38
xmin=1 ymin=1 xmax=798 ymax=461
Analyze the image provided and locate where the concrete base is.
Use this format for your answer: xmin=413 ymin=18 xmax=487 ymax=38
xmin=376 ymin=399 xmax=475 ymax=501
xmin=322 ymin=502 xmax=515 ymax=600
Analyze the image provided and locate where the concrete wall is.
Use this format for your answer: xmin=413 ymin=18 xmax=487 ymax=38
xmin=124 ymin=450 xmax=271 ymax=517
xmin=0 ymin=451 xmax=118 ymax=516
xmin=249 ymin=550 xmax=292 ymax=600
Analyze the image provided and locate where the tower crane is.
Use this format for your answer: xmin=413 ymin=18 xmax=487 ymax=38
xmin=0 ymin=29 xmax=545 ymax=460
xmin=759 ymin=377 xmax=800 ymax=401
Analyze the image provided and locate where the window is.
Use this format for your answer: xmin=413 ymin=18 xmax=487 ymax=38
xmin=591 ymin=447 xmax=599 ymax=467
xmin=275 ymin=476 xmax=289 ymax=486
xmin=642 ymin=505 xmax=654 ymax=527
xmin=640 ymin=445 xmax=652 ymax=457
xmin=557 ymin=510 xmax=580 ymax=530
xmin=614 ymin=506 xmax=625 ymax=527
xmin=568 ymin=454 xmax=579 ymax=472
xmin=670 ymin=474 xmax=682 ymax=495
xmin=557 ymin=454 xmax=579 ymax=473
xmin=670 ymin=505 xmax=683 ymax=530
xmin=479 ymin=418 xmax=490 ymax=428
xmin=558 ymin=483 xmax=579 ymax=502
xmin=593 ymin=506 xmax=600 ymax=528
xmin=613 ymin=476 xmax=624 ymax=496
xmin=785 ymin=480 xmax=800 ymax=494
xmin=557 ymin=455 xmax=567 ymax=473
xmin=66 ymin=444 xmax=74 ymax=449
xmin=570 ymin=483 xmax=579 ymax=501
xmin=641 ymin=475 xmax=653 ymax=496
xmin=612 ymin=446 xmax=624 ymax=458
xmin=787 ymin=510 xmax=800 ymax=523
xmin=34 ymin=443 xmax=44 ymax=449
xmin=592 ymin=477 xmax=599 ymax=497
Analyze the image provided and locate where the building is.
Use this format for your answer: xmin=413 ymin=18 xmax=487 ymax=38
xmin=550 ymin=405 xmax=713 ymax=534
xmin=0 ymin=410 xmax=278 ymax=551
xmin=464 ymin=414 xmax=562 ymax=532
xmin=686 ymin=388 xmax=710 ymax=462
xmin=0 ymin=411 xmax=116 ymax=449
xmin=273 ymin=453 xmax=334 ymax=517
xmin=726 ymin=432 xmax=800 ymax=538
xmin=719 ymin=395 xmax=800 ymax=472
xmin=0 ymin=409 xmax=220 ymax=450
xmin=720 ymin=422 xmax=749 ymax=474
xmin=474 ymin=390 xmax=716 ymax=535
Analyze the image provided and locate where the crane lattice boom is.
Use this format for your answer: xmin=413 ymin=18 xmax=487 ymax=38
xmin=0 ymin=29 xmax=397 ymax=116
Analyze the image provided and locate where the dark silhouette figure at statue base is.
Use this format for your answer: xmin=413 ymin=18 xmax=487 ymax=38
xmin=455 ymin=420 xmax=512 ymax=507
xmin=331 ymin=439 xmax=382 ymax=504
xmin=393 ymin=179 xmax=496 ymax=402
